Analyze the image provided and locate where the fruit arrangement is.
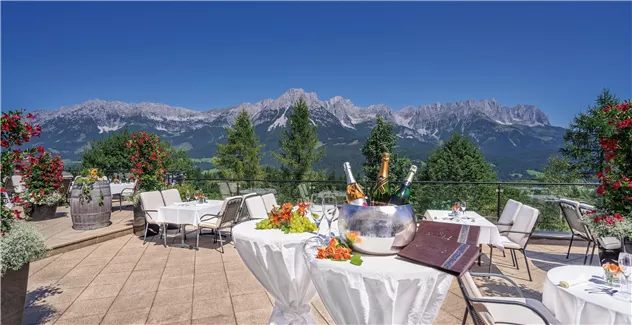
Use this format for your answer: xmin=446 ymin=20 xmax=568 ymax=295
xmin=255 ymin=202 xmax=318 ymax=234
xmin=316 ymin=237 xmax=363 ymax=266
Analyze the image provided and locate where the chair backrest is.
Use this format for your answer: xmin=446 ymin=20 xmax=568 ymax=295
xmin=228 ymin=182 xmax=238 ymax=195
xmin=218 ymin=182 xmax=232 ymax=198
xmin=458 ymin=272 xmax=495 ymax=325
xmin=11 ymin=175 xmax=25 ymax=193
xmin=246 ymin=196 xmax=268 ymax=220
xmin=140 ymin=191 xmax=165 ymax=224
xmin=298 ymin=183 xmax=309 ymax=201
xmin=497 ymin=199 xmax=522 ymax=231
xmin=237 ymin=193 xmax=258 ymax=223
xmin=161 ymin=188 xmax=182 ymax=206
xmin=558 ymin=199 xmax=591 ymax=240
xmin=507 ymin=204 xmax=540 ymax=248
xmin=261 ymin=193 xmax=278 ymax=213
xmin=218 ymin=196 xmax=243 ymax=229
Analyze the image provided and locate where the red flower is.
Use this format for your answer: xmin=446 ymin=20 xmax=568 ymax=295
xmin=605 ymin=166 xmax=612 ymax=173
xmin=585 ymin=210 xmax=596 ymax=215
xmin=614 ymin=214 xmax=624 ymax=221
xmin=36 ymin=146 xmax=45 ymax=153
xmin=0 ymin=188 xmax=5 ymax=193
xmin=25 ymin=113 xmax=35 ymax=119
xmin=605 ymin=217 xmax=615 ymax=226
xmin=597 ymin=171 xmax=604 ymax=179
xmin=613 ymin=181 xmax=622 ymax=189
xmin=596 ymin=186 xmax=605 ymax=195
xmin=594 ymin=216 xmax=600 ymax=223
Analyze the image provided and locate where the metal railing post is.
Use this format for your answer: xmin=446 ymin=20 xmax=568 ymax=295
xmin=496 ymin=184 xmax=503 ymax=218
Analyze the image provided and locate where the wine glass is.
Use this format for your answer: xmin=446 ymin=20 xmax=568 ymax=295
xmin=618 ymin=253 xmax=632 ymax=300
xmin=322 ymin=194 xmax=338 ymax=239
xmin=460 ymin=201 xmax=468 ymax=220
xmin=185 ymin=190 xmax=191 ymax=203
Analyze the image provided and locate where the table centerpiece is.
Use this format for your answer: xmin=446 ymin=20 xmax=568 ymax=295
xmin=255 ymin=202 xmax=318 ymax=234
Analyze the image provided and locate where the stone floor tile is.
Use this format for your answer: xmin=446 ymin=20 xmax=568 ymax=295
xmin=29 ymin=255 xmax=60 ymax=276
xmin=128 ymin=269 xmax=164 ymax=282
xmin=62 ymin=296 xmax=116 ymax=319
xmin=231 ymin=291 xmax=273 ymax=313
xmin=162 ymin=265 xmax=195 ymax=278
xmin=194 ymin=271 xmax=226 ymax=286
xmin=222 ymin=260 xmax=248 ymax=273
xmin=53 ymin=314 xmax=103 ymax=325
xmin=90 ymin=271 xmax=131 ymax=286
xmin=27 ymin=286 xmax=84 ymax=311
xmin=76 ymin=257 xmax=112 ymax=269
xmin=191 ymin=315 xmax=236 ymax=325
xmin=194 ymin=262 xmax=224 ymax=274
xmin=75 ymin=282 xmax=125 ymax=301
xmin=21 ymin=305 xmax=62 ymax=325
xmin=310 ymin=296 xmax=334 ymax=325
xmin=101 ymin=306 xmax=151 ymax=325
xmin=159 ymin=274 xmax=194 ymax=291
xmin=191 ymin=297 xmax=234 ymax=321
xmin=109 ymin=253 xmax=144 ymax=265
xmin=119 ymin=278 xmax=161 ymax=296
xmin=109 ymin=291 xmax=156 ymax=312
xmin=55 ymin=274 xmax=97 ymax=289
xmin=146 ymin=301 xmax=193 ymax=324
xmin=101 ymin=262 xmax=138 ymax=274
xmin=28 ymin=266 xmax=74 ymax=283
xmin=154 ymin=285 xmax=194 ymax=306
xmin=234 ymin=307 xmax=272 ymax=325
xmin=63 ymin=265 xmax=102 ymax=278
xmin=226 ymin=270 xmax=265 ymax=297
xmin=134 ymin=260 xmax=168 ymax=272
xmin=433 ymin=308 xmax=463 ymax=325
xmin=194 ymin=276 xmax=230 ymax=300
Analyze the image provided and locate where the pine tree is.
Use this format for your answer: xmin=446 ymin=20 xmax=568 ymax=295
xmin=421 ymin=134 xmax=496 ymax=182
xmin=361 ymin=116 xmax=411 ymax=183
xmin=560 ymin=89 xmax=619 ymax=177
xmin=212 ymin=110 xmax=264 ymax=179
xmin=273 ymin=98 xmax=324 ymax=180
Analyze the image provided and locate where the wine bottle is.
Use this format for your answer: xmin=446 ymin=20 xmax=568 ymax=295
xmin=343 ymin=162 xmax=367 ymax=206
xmin=371 ymin=153 xmax=391 ymax=206
xmin=388 ymin=165 xmax=418 ymax=205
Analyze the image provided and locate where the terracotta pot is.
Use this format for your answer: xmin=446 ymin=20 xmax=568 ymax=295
xmin=30 ymin=204 xmax=57 ymax=221
xmin=1 ymin=263 xmax=30 ymax=325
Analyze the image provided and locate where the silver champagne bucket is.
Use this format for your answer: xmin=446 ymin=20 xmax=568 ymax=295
xmin=337 ymin=203 xmax=417 ymax=255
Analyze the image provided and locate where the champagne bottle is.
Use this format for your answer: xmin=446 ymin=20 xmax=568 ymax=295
xmin=388 ymin=165 xmax=417 ymax=205
xmin=371 ymin=153 xmax=391 ymax=206
xmin=343 ymin=162 xmax=367 ymax=206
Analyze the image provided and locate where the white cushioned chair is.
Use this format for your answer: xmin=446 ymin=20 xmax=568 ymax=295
xmin=489 ymin=204 xmax=540 ymax=281
xmin=236 ymin=193 xmax=258 ymax=223
xmin=245 ymin=195 xmax=269 ymax=220
xmin=197 ymin=196 xmax=243 ymax=253
xmin=139 ymin=191 xmax=167 ymax=246
xmin=491 ymin=199 xmax=523 ymax=233
xmin=458 ymin=271 xmax=560 ymax=325
xmin=161 ymin=188 xmax=182 ymax=206
xmin=261 ymin=193 xmax=278 ymax=213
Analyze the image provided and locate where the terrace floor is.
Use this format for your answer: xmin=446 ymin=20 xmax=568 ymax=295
xmin=14 ymin=222 xmax=600 ymax=325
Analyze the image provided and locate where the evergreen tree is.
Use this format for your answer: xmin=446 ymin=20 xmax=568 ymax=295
xmin=560 ymin=89 xmax=619 ymax=177
xmin=212 ymin=110 xmax=264 ymax=179
xmin=361 ymin=116 xmax=411 ymax=183
xmin=81 ymin=130 xmax=134 ymax=174
xmin=538 ymin=155 xmax=580 ymax=183
xmin=273 ymin=98 xmax=324 ymax=180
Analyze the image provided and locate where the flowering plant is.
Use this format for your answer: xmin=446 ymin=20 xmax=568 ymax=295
xmin=125 ymin=132 xmax=168 ymax=195
xmin=19 ymin=147 xmax=65 ymax=210
xmin=74 ymin=168 xmax=106 ymax=206
xmin=316 ymin=237 xmax=363 ymax=265
xmin=255 ymin=202 xmax=318 ymax=233
xmin=585 ymin=100 xmax=632 ymax=238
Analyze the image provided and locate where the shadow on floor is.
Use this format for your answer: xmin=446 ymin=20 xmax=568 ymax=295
xmin=20 ymin=285 xmax=64 ymax=325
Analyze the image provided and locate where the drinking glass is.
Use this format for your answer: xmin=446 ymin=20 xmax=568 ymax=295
xmin=321 ymin=194 xmax=338 ymax=239
xmin=619 ymin=253 xmax=632 ymax=300
xmin=185 ymin=190 xmax=191 ymax=202
xmin=460 ymin=201 xmax=467 ymax=220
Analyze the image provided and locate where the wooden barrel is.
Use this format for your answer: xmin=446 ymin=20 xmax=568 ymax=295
xmin=70 ymin=181 xmax=112 ymax=230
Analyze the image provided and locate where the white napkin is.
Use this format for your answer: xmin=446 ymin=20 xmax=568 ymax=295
xmin=559 ymin=278 xmax=584 ymax=288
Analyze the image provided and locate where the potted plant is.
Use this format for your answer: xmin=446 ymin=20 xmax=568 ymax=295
xmin=69 ymin=168 xmax=113 ymax=230
xmin=1 ymin=110 xmax=47 ymax=325
xmin=18 ymin=147 xmax=65 ymax=221
xmin=125 ymin=132 xmax=169 ymax=236
xmin=583 ymin=99 xmax=632 ymax=263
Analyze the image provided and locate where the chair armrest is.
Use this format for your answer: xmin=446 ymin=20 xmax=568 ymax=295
xmin=499 ymin=230 xmax=532 ymax=235
xmin=494 ymin=222 xmax=513 ymax=226
xmin=467 ymin=297 xmax=557 ymax=325
xmin=482 ymin=216 xmax=499 ymax=221
xmin=469 ymin=272 xmax=524 ymax=297
xmin=199 ymin=214 xmax=221 ymax=223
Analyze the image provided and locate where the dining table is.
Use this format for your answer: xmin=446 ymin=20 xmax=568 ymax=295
xmin=109 ymin=182 xmax=136 ymax=195
xmin=542 ymin=265 xmax=632 ymax=325
xmin=156 ymin=200 xmax=224 ymax=249
xmin=423 ymin=210 xmax=504 ymax=248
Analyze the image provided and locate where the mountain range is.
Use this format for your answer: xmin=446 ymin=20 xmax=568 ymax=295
xmin=30 ymin=88 xmax=565 ymax=178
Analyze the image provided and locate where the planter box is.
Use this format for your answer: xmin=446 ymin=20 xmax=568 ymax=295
xmin=30 ymin=204 xmax=57 ymax=221
xmin=1 ymin=263 xmax=30 ymax=325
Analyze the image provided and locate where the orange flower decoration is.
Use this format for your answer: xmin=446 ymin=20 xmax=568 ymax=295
xmin=609 ymin=264 xmax=621 ymax=273
xmin=297 ymin=201 xmax=310 ymax=216
xmin=316 ymin=237 xmax=354 ymax=261
xmin=345 ymin=231 xmax=362 ymax=244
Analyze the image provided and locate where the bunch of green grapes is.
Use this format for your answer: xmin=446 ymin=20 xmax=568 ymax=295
xmin=286 ymin=216 xmax=318 ymax=233
xmin=255 ymin=219 xmax=274 ymax=230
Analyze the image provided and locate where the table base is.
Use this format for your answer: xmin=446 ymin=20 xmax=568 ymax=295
xmin=268 ymin=302 xmax=316 ymax=325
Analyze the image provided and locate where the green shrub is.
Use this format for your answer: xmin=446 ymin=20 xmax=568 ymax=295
xmin=1 ymin=220 xmax=47 ymax=275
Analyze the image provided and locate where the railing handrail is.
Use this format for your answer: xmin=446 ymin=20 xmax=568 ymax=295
xmin=179 ymin=177 xmax=599 ymax=186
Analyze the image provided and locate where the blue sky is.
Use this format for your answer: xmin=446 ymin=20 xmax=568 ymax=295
xmin=2 ymin=1 xmax=630 ymax=126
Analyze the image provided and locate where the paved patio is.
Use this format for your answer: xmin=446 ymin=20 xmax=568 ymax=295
xmin=17 ymin=227 xmax=598 ymax=325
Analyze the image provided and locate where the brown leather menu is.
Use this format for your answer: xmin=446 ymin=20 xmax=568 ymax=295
xmin=397 ymin=221 xmax=481 ymax=277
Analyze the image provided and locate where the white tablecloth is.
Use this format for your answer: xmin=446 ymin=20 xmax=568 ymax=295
xmin=543 ymin=265 xmax=632 ymax=325
xmin=109 ymin=182 xmax=136 ymax=195
xmin=156 ymin=201 xmax=224 ymax=226
xmin=424 ymin=210 xmax=503 ymax=248
xmin=233 ymin=219 xmax=334 ymax=325
xmin=303 ymin=237 xmax=453 ymax=325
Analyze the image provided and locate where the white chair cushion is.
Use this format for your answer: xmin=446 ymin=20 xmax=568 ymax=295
xmin=246 ymin=196 xmax=268 ymax=220
xmin=462 ymin=272 xmax=483 ymax=298
xmin=161 ymin=189 xmax=182 ymax=206
xmin=484 ymin=297 xmax=560 ymax=325
xmin=499 ymin=236 xmax=523 ymax=249
xmin=261 ymin=193 xmax=278 ymax=213
xmin=598 ymin=237 xmax=622 ymax=250
xmin=507 ymin=205 xmax=540 ymax=248
xmin=497 ymin=199 xmax=522 ymax=232
xmin=140 ymin=191 xmax=165 ymax=224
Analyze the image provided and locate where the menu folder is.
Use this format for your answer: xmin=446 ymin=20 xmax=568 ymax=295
xmin=397 ymin=220 xmax=481 ymax=277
